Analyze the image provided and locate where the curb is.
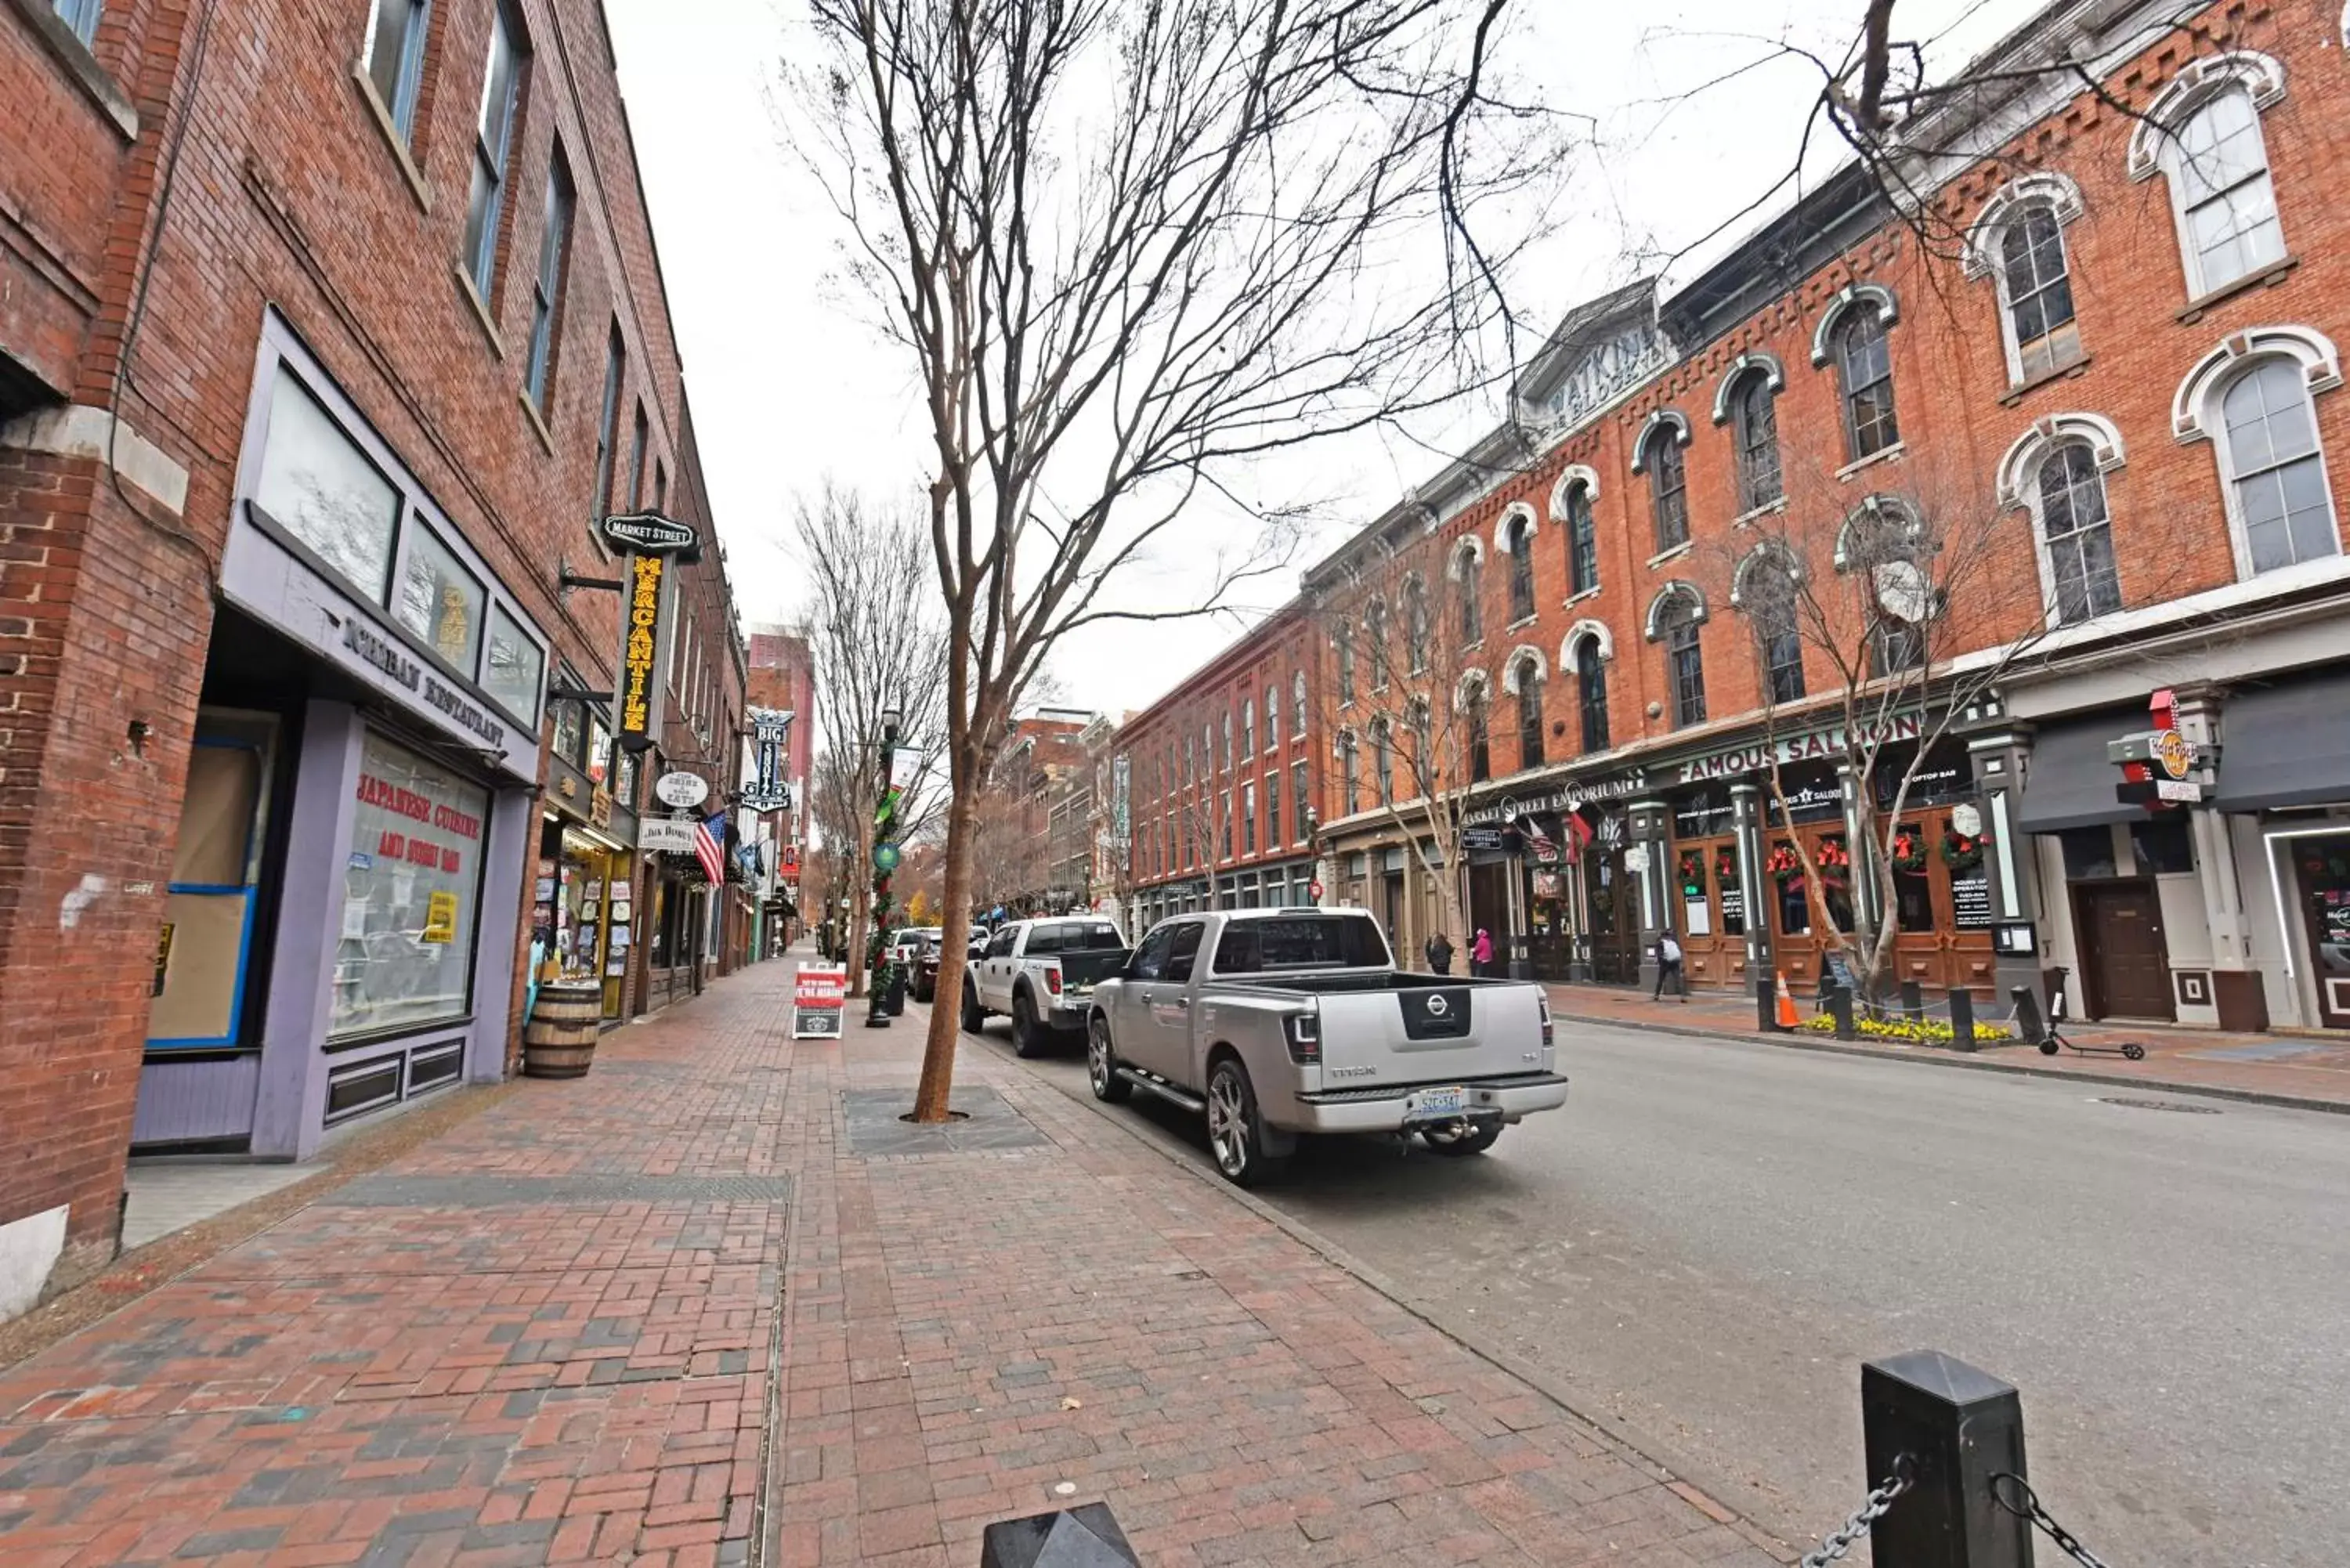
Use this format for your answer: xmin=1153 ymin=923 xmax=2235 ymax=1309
xmin=967 ymin=1026 xmax=1800 ymax=1566
xmin=1548 ymin=1008 xmax=2350 ymax=1118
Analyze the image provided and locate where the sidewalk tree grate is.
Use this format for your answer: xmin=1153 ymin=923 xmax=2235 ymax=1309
xmin=324 ymin=1174 xmax=796 ymax=1206
xmin=841 ymin=1086 xmax=1047 ymax=1155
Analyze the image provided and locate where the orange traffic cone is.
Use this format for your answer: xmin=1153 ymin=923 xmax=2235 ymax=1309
xmin=1773 ymin=970 xmax=1800 ymax=1030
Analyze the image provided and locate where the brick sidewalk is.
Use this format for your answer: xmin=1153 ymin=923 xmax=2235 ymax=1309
xmin=1542 ymin=982 xmax=2350 ymax=1111
xmin=1 ymin=953 xmax=1777 ymax=1567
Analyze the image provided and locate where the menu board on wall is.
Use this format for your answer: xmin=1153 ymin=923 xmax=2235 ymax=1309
xmin=1952 ymin=869 xmax=1993 ymax=930
xmin=1719 ymin=883 xmax=1744 ymax=930
xmin=1684 ymin=898 xmax=1712 ymax=937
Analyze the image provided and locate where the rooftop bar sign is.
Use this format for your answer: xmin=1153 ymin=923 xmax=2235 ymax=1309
xmin=1676 ymin=712 xmax=1923 ymax=785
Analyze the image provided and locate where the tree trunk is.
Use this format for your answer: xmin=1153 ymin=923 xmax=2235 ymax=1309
xmin=912 ymin=784 xmax=983 ymax=1122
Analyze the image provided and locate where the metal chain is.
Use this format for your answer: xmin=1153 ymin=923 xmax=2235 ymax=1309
xmin=1799 ymin=1457 xmax=1914 ymax=1567
xmin=1990 ymin=1472 xmax=2117 ymax=1568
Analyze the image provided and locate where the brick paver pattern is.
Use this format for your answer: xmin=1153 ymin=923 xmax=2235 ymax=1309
xmin=1 ymin=953 xmax=1773 ymax=1567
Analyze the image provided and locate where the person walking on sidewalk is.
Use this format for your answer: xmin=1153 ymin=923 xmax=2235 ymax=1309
xmin=1425 ymin=930 xmax=1454 ymax=975
xmin=1471 ymin=927 xmax=1494 ymax=977
xmin=1653 ymin=930 xmax=1687 ymax=1001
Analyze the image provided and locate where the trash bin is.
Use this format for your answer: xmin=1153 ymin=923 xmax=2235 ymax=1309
xmin=885 ymin=969 xmax=908 ymax=1016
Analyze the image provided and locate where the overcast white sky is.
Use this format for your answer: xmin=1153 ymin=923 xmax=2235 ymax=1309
xmin=605 ymin=0 xmax=2041 ymax=720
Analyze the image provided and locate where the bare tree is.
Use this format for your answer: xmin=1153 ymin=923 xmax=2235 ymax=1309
xmin=1705 ymin=447 xmax=2154 ymax=997
xmin=1314 ymin=533 xmax=1503 ymax=952
xmin=794 ymin=0 xmax=1542 ymax=1118
xmin=794 ymin=485 xmax=949 ymax=993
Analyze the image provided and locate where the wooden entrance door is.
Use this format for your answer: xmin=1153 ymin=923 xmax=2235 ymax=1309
xmin=2073 ymin=881 xmax=2174 ymax=1021
xmin=1582 ymin=846 xmax=1641 ymax=985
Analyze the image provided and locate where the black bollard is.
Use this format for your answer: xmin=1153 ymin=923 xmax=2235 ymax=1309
xmin=1826 ymin=985 xmax=1856 ymax=1040
xmin=1860 ymin=1352 xmax=2033 ymax=1568
xmin=1947 ymin=988 xmax=1976 ymax=1053
xmin=1900 ymin=978 xmax=1924 ymax=1021
xmin=2008 ymin=986 xmax=2046 ymax=1047
xmin=981 ymin=1503 xmax=1139 ymax=1568
xmin=1757 ymin=971 xmax=1782 ymax=1032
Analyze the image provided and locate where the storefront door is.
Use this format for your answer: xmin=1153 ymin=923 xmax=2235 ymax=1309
xmin=2072 ymin=881 xmax=2174 ymax=1021
xmin=149 ymin=713 xmax=277 ymax=1048
xmin=1583 ymin=845 xmax=1640 ymax=985
xmin=2291 ymin=834 xmax=2350 ymax=1028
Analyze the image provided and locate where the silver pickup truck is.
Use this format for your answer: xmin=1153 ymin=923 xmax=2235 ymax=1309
xmin=1086 ymin=907 xmax=1567 ymax=1184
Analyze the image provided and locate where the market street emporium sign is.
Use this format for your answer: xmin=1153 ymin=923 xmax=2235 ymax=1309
xmin=1466 ymin=769 xmax=1651 ymax=826
xmin=1676 ymin=712 xmax=1924 ymax=786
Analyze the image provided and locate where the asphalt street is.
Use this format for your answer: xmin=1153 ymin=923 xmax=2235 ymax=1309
xmin=958 ymin=1009 xmax=2350 ymax=1567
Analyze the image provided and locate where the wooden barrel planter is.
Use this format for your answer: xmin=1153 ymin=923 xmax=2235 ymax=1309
xmin=523 ymin=983 xmax=604 ymax=1078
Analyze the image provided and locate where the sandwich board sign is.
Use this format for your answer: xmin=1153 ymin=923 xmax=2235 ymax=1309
xmin=791 ymin=963 xmax=849 ymax=1039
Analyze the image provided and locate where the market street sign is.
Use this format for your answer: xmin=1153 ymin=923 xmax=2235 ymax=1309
xmin=598 ymin=511 xmax=701 ymax=557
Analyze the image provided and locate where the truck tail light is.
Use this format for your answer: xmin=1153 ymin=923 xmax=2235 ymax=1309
xmin=1538 ymin=993 xmax=1553 ymax=1049
xmin=1045 ymin=966 xmax=1063 ymax=996
xmin=1283 ymin=1009 xmax=1321 ymax=1064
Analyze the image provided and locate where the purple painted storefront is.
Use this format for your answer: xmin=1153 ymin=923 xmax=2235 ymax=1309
xmin=131 ymin=313 xmax=548 ymax=1160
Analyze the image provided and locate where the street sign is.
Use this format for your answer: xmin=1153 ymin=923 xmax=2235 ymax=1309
xmin=598 ymin=511 xmax=700 ymax=556
xmin=640 ymin=818 xmax=699 ymax=853
xmin=654 ymin=771 xmax=709 ymax=808
xmin=1950 ymin=801 xmax=1983 ymax=837
xmin=1460 ymin=826 xmax=1508 ymax=852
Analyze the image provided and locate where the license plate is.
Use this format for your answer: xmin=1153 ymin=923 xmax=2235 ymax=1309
xmin=1412 ymin=1086 xmax=1466 ymax=1118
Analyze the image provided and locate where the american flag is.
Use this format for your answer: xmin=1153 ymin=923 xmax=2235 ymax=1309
xmin=693 ymin=810 xmax=727 ymax=883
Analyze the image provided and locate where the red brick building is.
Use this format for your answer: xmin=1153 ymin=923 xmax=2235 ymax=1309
xmin=1284 ymin=0 xmax=2350 ymax=1028
xmin=745 ymin=625 xmax=815 ymax=948
xmin=1117 ymin=605 xmax=1325 ymax=932
xmin=1 ymin=0 xmax=741 ymax=1314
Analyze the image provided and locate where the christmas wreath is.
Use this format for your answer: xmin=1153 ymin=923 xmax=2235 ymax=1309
xmin=1942 ymin=827 xmax=1986 ymax=870
xmin=1766 ymin=843 xmax=1806 ymax=883
xmin=1676 ymin=848 xmax=1708 ymax=894
xmin=1713 ymin=847 xmax=1739 ymax=885
xmin=1889 ymin=829 xmax=1930 ymax=873
xmin=1814 ymin=837 xmax=1853 ymax=873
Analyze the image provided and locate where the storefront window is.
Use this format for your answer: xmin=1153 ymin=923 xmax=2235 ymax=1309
xmin=255 ymin=376 xmax=401 ymax=601
xmin=1716 ymin=844 xmax=1745 ymax=938
xmin=334 ymin=732 xmax=490 ymax=1039
xmin=394 ymin=523 xmax=486 ymax=671
xmin=2131 ymin=815 xmax=2194 ymax=875
xmin=549 ymin=698 xmax=585 ymax=769
xmin=2059 ymin=826 xmax=2117 ymax=880
xmin=588 ymin=714 xmax=613 ymax=786
xmin=1820 ymin=836 xmax=1856 ymax=933
xmin=1777 ymin=874 xmax=1810 ymax=935
xmin=484 ymin=603 xmax=544 ymax=723
xmin=1893 ymin=822 xmax=1936 ymax=932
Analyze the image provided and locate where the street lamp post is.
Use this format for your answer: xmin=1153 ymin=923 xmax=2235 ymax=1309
xmin=866 ymin=706 xmax=905 ymax=1028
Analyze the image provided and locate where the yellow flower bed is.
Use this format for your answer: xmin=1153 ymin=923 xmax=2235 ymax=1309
xmin=1801 ymin=1013 xmax=2016 ymax=1046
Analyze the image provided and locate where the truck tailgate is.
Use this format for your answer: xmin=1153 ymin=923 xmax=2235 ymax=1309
xmin=1315 ymin=983 xmax=1546 ymax=1085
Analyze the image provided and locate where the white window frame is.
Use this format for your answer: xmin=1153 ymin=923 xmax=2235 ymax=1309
xmin=1994 ymin=413 xmax=2127 ymax=627
xmin=360 ymin=0 xmax=432 ymax=139
xmin=1963 ymin=173 xmax=2087 ymax=387
xmin=2171 ymin=327 xmax=2343 ymax=583
xmin=2126 ymin=52 xmax=2289 ymax=303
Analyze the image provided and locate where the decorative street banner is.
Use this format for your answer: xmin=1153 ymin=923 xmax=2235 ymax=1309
xmin=617 ymin=551 xmax=666 ymax=746
xmin=791 ymin=963 xmax=849 ymax=1039
xmin=744 ymin=708 xmax=795 ymax=811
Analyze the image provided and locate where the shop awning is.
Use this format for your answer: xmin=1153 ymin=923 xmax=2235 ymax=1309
xmin=2014 ymin=710 xmax=2141 ymax=833
xmin=2214 ymin=674 xmax=2350 ymax=811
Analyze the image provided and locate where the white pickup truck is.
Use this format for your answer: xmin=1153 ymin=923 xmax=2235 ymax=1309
xmin=960 ymin=916 xmax=1131 ymax=1057
xmin=1086 ymin=908 xmax=1566 ymax=1184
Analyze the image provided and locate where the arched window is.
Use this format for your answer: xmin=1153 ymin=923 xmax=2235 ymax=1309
xmin=1513 ymin=659 xmax=1546 ymax=770
xmin=1870 ymin=616 xmax=1925 ymax=678
xmin=1465 ymin=681 xmax=1491 ymax=782
xmin=1564 ymin=480 xmax=1599 ymax=595
xmin=1336 ymin=627 xmax=1356 ymax=705
xmin=1339 ymin=731 xmax=1361 ymax=815
xmin=1648 ymin=587 xmax=1706 ymax=728
xmin=1730 ymin=370 xmax=1781 ymax=511
xmin=1457 ymin=564 xmax=1483 ymax=646
xmin=1505 ymin=515 xmax=1536 ymax=623
xmin=1736 ymin=546 xmax=1806 ymax=704
xmin=1644 ymin=425 xmax=1690 ymax=552
xmin=1371 ymin=718 xmax=1394 ymax=803
xmin=2035 ymin=444 xmax=2122 ymax=623
xmin=1365 ymin=600 xmax=1390 ymax=691
xmin=2170 ymin=86 xmax=2285 ymax=298
xmin=1573 ymin=637 xmax=1610 ymax=753
xmin=1835 ymin=304 xmax=1900 ymax=461
xmin=2222 ymin=358 xmax=2336 ymax=574
xmin=1292 ymin=670 xmax=1307 ymax=734
xmin=1403 ymin=576 xmax=1430 ymax=674
xmin=2001 ymin=207 xmax=2079 ymax=381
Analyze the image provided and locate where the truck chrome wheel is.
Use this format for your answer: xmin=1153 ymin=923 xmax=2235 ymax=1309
xmin=1088 ymin=1017 xmax=1130 ymax=1103
xmin=1206 ymin=1068 xmax=1252 ymax=1179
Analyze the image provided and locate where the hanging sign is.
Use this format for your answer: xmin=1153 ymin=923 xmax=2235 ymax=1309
xmin=743 ymin=708 xmax=796 ymax=811
xmin=598 ymin=511 xmax=700 ymax=556
xmin=655 ymin=771 xmax=710 ymax=808
xmin=640 ymin=818 xmax=700 ymax=853
xmin=616 ymin=552 xmax=667 ymax=746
